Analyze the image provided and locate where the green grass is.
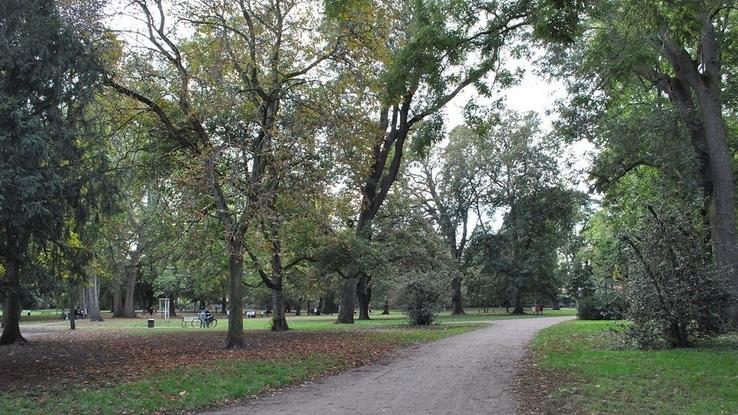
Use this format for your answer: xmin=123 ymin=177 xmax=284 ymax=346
xmin=2 ymin=321 xmax=482 ymax=415
xmin=0 ymin=355 xmax=337 ymax=415
xmin=532 ymin=320 xmax=738 ymax=414
xmin=16 ymin=308 xmax=577 ymax=333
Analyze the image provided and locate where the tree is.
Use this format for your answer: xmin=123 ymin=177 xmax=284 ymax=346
xmin=107 ymin=0 xmax=340 ymax=343
xmin=0 ymin=0 xmax=107 ymax=344
xmin=327 ymin=0 xmax=531 ymax=323
xmin=410 ymin=126 xmax=490 ymax=314
xmin=465 ymin=111 xmax=579 ymax=313
xmin=546 ymin=0 xmax=738 ymax=317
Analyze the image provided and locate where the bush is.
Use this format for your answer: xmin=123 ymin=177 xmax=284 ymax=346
xmin=622 ymin=205 xmax=731 ymax=348
xmin=577 ymin=290 xmax=625 ymax=320
xmin=401 ymin=278 xmax=443 ymax=325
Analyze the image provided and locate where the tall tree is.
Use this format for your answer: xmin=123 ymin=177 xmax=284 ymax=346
xmin=328 ymin=0 xmax=531 ymax=323
xmin=410 ymin=126 xmax=490 ymax=314
xmin=107 ymin=0 xmax=340 ymax=341
xmin=0 ymin=0 xmax=106 ymax=344
xmin=547 ymin=0 xmax=738 ymax=314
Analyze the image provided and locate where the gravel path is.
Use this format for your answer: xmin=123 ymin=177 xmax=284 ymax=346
xmin=203 ymin=316 xmax=573 ymax=415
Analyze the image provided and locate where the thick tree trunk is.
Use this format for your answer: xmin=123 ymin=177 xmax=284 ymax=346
xmin=225 ymin=249 xmax=245 ymax=348
xmin=659 ymin=21 xmax=738 ymax=325
xmin=221 ymin=296 xmax=227 ymax=315
xmin=112 ymin=280 xmax=124 ymax=318
xmin=697 ymin=88 xmax=738 ymax=298
xmin=122 ymin=266 xmax=137 ymax=318
xmin=169 ymin=297 xmax=177 ymax=318
xmin=337 ymin=277 xmax=357 ymax=324
xmin=0 ymin=257 xmax=26 ymax=345
xmin=382 ymin=299 xmax=390 ymax=315
xmin=295 ymin=300 xmax=301 ymax=317
xmin=86 ymin=275 xmax=102 ymax=321
xmin=357 ymin=276 xmax=371 ymax=320
xmin=512 ymin=292 xmax=524 ymax=314
xmin=451 ymin=275 xmax=465 ymax=315
xmin=271 ymin=286 xmax=289 ymax=331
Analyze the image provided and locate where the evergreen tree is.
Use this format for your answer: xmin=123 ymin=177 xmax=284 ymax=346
xmin=0 ymin=0 xmax=104 ymax=344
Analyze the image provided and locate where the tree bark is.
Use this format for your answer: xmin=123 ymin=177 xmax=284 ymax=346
xmin=337 ymin=277 xmax=358 ymax=323
xmin=122 ymin=266 xmax=137 ymax=318
xmin=0 ymin=256 xmax=26 ymax=345
xmin=271 ymin=285 xmax=289 ymax=331
xmin=169 ymin=297 xmax=177 ymax=318
xmin=357 ymin=275 xmax=371 ymax=320
xmin=382 ymin=299 xmax=390 ymax=315
xmin=225 ymin=244 xmax=245 ymax=348
xmin=696 ymin=86 xmax=738 ymax=296
xmin=512 ymin=291 xmax=524 ymax=314
xmin=451 ymin=274 xmax=465 ymax=315
xmin=657 ymin=18 xmax=738 ymax=322
xmin=86 ymin=275 xmax=103 ymax=322
xmin=112 ymin=279 xmax=124 ymax=317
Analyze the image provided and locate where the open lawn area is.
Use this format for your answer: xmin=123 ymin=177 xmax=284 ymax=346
xmin=0 ymin=310 xmax=572 ymax=415
xmin=521 ymin=320 xmax=738 ymax=415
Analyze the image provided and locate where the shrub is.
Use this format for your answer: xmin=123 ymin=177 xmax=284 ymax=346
xmin=400 ymin=277 xmax=444 ymax=325
xmin=621 ymin=205 xmax=731 ymax=348
xmin=577 ymin=290 xmax=625 ymax=320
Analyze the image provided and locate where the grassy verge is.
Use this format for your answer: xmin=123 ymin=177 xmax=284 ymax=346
xmin=0 ymin=324 xmax=480 ymax=415
xmin=528 ymin=320 xmax=738 ymax=414
xmin=16 ymin=308 xmax=576 ymax=333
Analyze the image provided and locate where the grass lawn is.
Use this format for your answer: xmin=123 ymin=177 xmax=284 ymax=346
xmin=2 ymin=314 xmax=484 ymax=415
xmin=527 ymin=320 xmax=738 ymax=414
xmin=14 ymin=307 xmax=576 ymax=332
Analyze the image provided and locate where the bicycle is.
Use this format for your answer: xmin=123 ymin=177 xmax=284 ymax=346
xmin=191 ymin=316 xmax=218 ymax=328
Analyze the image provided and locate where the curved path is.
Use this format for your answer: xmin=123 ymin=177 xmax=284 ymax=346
xmin=203 ymin=316 xmax=573 ymax=415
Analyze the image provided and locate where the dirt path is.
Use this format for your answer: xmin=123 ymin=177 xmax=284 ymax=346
xmin=203 ymin=316 xmax=573 ymax=415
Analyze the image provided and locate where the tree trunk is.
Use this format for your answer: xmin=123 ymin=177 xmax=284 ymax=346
xmin=382 ymin=299 xmax=390 ymax=315
xmin=295 ymin=300 xmax=301 ymax=317
xmin=697 ymin=86 xmax=738 ymax=300
xmin=122 ymin=266 xmax=137 ymax=318
xmin=271 ymin=286 xmax=289 ymax=331
xmin=169 ymin=297 xmax=177 ymax=318
xmin=357 ymin=276 xmax=371 ymax=320
xmin=0 ymin=256 xmax=26 ymax=345
xmin=451 ymin=275 xmax=465 ymax=315
xmin=337 ymin=277 xmax=357 ymax=324
xmin=551 ymin=296 xmax=560 ymax=311
xmin=86 ymin=275 xmax=102 ymax=321
xmin=112 ymin=279 xmax=124 ymax=317
xmin=225 ymin=244 xmax=245 ymax=348
xmin=512 ymin=292 xmax=524 ymax=314
xmin=221 ymin=296 xmax=227 ymax=315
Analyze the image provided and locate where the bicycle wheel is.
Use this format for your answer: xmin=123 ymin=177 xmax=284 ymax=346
xmin=209 ymin=318 xmax=217 ymax=328
xmin=191 ymin=318 xmax=202 ymax=328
